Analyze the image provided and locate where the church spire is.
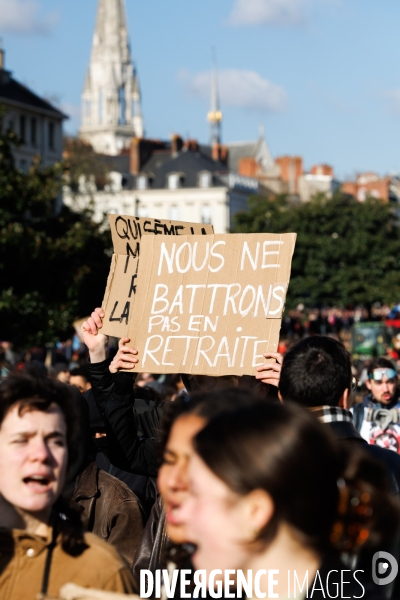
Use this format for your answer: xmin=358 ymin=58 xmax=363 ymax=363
xmin=79 ymin=0 xmax=144 ymax=155
xmin=207 ymin=49 xmax=222 ymax=146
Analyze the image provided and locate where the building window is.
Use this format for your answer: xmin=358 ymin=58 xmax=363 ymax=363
xmin=199 ymin=172 xmax=212 ymax=188
xmin=168 ymin=173 xmax=181 ymax=190
xmin=19 ymin=159 xmax=27 ymax=173
xmin=201 ymin=205 xmax=212 ymax=225
xmin=30 ymin=118 xmax=37 ymax=146
xmin=137 ymin=175 xmax=148 ymax=190
xmin=138 ymin=206 xmax=148 ymax=218
xmin=118 ymin=86 xmax=126 ymax=125
xmin=48 ymin=122 xmax=55 ymax=150
xmin=19 ymin=115 xmax=26 ymax=143
xmin=169 ymin=205 xmax=180 ymax=220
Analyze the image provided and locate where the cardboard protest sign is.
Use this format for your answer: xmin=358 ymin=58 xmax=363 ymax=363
xmin=128 ymin=232 xmax=296 ymax=376
xmin=101 ymin=215 xmax=214 ymax=337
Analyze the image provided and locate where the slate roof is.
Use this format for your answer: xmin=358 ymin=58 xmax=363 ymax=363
xmin=139 ymin=147 xmax=229 ymax=189
xmin=201 ymin=139 xmax=274 ymax=173
xmin=94 ymin=153 xmax=135 ymax=189
xmin=98 ymin=154 xmax=131 ymax=173
xmin=225 ymin=141 xmax=258 ymax=172
xmin=0 ymin=69 xmax=67 ymax=119
xmin=140 ymin=149 xmax=173 ymax=173
xmin=199 ymin=144 xmax=212 ymax=158
xmin=91 ymin=137 xmax=272 ymax=191
xmin=199 ymin=141 xmax=257 ymax=171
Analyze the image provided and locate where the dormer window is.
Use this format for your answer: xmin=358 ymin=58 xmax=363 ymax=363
xmin=201 ymin=205 xmax=212 ymax=225
xmin=137 ymin=206 xmax=148 ymax=217
xmin=167 ymin=172 xmax=181 ymax=190
xmin=199 ymin=171 xmax=212 ymax=188
xmin=169 ymin=205 xmax=180 ymax=220
xmin=137 ymin=174 xmax=148 ymax=190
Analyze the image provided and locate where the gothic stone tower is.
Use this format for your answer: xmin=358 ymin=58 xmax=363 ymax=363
xmin=79 ymin=0 xmax=143 ymax=155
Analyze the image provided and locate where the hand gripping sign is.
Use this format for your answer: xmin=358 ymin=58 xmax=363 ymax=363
xmin=126 ymin=232 xmax=296 ymax=376
xmin=101 ymin=215 xmax=214 ymax=337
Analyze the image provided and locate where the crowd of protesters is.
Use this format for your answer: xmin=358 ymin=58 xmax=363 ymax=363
xmin=280 ymin=304 xmax=392 ymax=340
xmin=2 ymin=306 xmax=400 ymax=598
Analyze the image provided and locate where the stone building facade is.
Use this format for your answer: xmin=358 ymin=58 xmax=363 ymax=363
xmin=0 ymin=48 xmax=66 ymax=171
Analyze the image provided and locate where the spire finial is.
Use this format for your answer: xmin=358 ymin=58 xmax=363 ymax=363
xmin=207 ymin=47 xmax=222 ymax=146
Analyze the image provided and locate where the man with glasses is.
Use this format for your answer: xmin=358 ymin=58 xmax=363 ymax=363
xmin=353 ymin=357 xmax=400 ymax=453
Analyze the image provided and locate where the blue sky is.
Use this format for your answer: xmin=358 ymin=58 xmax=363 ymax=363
xmin=1 ymin=0 xmax=400 ymax=179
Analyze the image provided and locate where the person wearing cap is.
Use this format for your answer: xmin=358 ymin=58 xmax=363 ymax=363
xmin=353 ymin=357 xmax=400 ymax=453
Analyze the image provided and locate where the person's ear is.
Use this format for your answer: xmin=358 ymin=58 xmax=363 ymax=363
xmin=338 ymin=388 xmax=350 ymax=410
xmin=366 ymin=379 xmax=372 ymax=391
xmin=242 ymin=489 xmax=274 ymax=541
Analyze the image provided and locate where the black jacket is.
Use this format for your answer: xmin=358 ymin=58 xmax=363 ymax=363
xmin=87 ymin=359 xmax=162 ymax=477
xmin=132 ymin=494 xmax=167 ymax=583
xmin=105 ymin=371 xmax=160 ymax=477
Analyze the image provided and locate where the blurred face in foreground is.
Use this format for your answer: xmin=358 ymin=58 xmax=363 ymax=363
xmin=157 ymin=414 xmax=206 ymax=544
xmin=182 ymin=453 xmax=266 ymax=573
xmin=0 ymin=403 xmax=68 ymax=524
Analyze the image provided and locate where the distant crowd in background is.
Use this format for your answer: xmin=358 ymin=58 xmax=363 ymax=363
xmin=2 ymin=304 xmax=400 ymax=598
xmin=281 ymin=303 xmax=393 ymax=341
xmin=3 ymin=303 xmax=400 ymax=399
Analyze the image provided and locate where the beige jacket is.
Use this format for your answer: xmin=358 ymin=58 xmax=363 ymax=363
xmin=0 ymin=527 xmax=136 ymax=600
xmin=57 ymin=583 xmax=304 ymax=600
xmin=59 ymin=584 xmax=139 ymax=599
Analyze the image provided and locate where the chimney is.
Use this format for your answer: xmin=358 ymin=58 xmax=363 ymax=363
xmin=276 ymin=156 xmax=303 ymax=194
xmin=183 ymin=139 xmax=199 ymax=152
xmin=219 ymin=145 xmax=228 ymax=165
xmin=310 ymin=164 xmax=333 ymax=177
xmin=238 ymin=157 xmax=258 ymax=177
xmin=171 ymin=134 xmax=183 ymax=156
xmin=130 ymin=137 xmax=170 ymax=174
xmin=212 ymin=142 xmax=228 ymax=165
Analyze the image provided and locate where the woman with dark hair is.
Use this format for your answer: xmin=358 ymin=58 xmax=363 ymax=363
xmin=181 ymin=401 xmax=400 ymax=599
xmin=0 ymin=371 xmax=136 ymax=599
xmin=132 ymin=387 xmax=263 ymax=581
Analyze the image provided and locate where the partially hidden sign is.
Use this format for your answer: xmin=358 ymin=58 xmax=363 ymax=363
xmin=101 ymin=215 xmax=214 ymax=337
xmin=128 ymin=232 xmax=296 ymax=376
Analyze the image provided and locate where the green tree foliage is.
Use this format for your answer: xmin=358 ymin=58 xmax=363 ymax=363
xmin=233 ymin=192 xmax=400 ymax=308
xmin=0 ymin=111 xmax=111 ymax=347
